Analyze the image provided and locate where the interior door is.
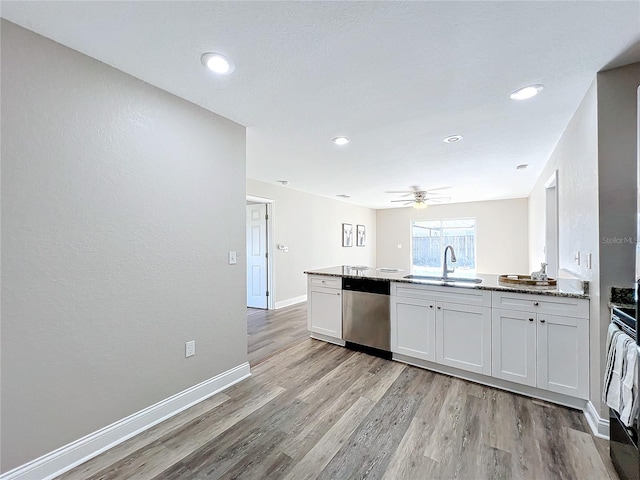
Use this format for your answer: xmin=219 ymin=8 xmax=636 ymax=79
xmin=246 ymin=203 xmax=268 ymax=309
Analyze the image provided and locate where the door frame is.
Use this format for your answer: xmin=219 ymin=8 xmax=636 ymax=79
xmin=246 ymin=195 xmax=275 ymax=310
xmin=544 ymin=171 xmax=559 ymax=279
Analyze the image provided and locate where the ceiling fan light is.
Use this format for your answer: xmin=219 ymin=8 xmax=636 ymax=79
xmin=413 ymin=201 xmax=428 ymax=209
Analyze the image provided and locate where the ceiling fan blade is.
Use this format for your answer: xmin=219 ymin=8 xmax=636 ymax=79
xmin=424 ymin=195 xmax=451 ymax=200
xmin=385 ymin=190 xmax=415 ymax=194
xmin=423 ymin=186 xmax=450 ymax=193
xmin=390 ymin=199 xmax=412 ymax=202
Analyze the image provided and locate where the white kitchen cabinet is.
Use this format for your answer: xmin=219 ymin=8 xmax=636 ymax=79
xmin=307 ymin=276 xmax=342 ymax=340
xmin=391 ymin=296 xmax=436 ymax=361
xmin=491 ymin=309 xmax=537 ymax=387
xmin=537 ymin=313 xmax=589 ymax=399
xmin=491 ymin=306 xmax=589 ymax=399
xmin=436 ymin=301 xmax=492 ymax=375
xmin=391 ymin=282 xmax=492 ymax=375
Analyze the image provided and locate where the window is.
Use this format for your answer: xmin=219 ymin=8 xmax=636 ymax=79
xmin=411 ymin=218 xmax=476 ymax=275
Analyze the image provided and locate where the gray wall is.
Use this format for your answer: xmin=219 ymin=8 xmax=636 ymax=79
xmin=596 ymin=63 xmax=640 ymax=416
xmin=1 ymin=20 xmax=247 ymax=472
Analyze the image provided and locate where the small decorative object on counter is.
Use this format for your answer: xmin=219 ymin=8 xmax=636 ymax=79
xmin=498 ymin=272 xmax=557 ymax=289
xmin=531 ymin=262 xmax=548 ymax=281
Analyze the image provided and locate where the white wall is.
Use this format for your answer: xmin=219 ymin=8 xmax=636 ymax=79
xmin=246 ymin=179 xmax=377 ymax=305
xmin=376 ymin=199 xmax=529 ymax=274
xmin=528 ymin=62 xmax=640 ymax=420
xmin=1 ymin=20 xmax=247 ymax=472
xmin=528 ymin=79 xmax=601 ymax=414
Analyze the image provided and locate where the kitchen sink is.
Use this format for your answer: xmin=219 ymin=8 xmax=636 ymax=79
xmin=403 ymin=275 xmax=483 ymax=284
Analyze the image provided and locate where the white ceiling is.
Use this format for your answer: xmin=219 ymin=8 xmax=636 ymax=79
xmin=2 ymin=1 xmax=639 ymax=209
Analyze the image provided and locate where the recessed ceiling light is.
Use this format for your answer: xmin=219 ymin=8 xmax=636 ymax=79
xmin=336 ymin=194 xmax=351 ymax=198
xmin=443 ymin=135 xmax=463 ymax=143
xmin=277 ymin=180 xmax=289 ymax=185
xmin=516 ymin=164 xmax=529 ymax=170
xmin=510 ymin=84 xmax=544 ymax=100
xmin=201 ymin=52 xmax=235 ymax=75
xmin=332 ymin=137 xmax=350 ymax=146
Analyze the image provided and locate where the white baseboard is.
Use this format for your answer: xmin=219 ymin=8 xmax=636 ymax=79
xmin=583 ymin=400 xmax=610 ymax=439
xmin=275 ymin=294 xmax=307 ymax=309
xmin=1 ymin=362 xmax=251 ymax=480
xmin=393 ymin=353 xmax=586 ymax=411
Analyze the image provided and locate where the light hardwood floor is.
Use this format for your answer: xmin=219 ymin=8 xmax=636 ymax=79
xmin=57 ymin=304 xmax=617 ymax=480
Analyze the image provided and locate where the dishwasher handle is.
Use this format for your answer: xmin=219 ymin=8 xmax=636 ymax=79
xmin=342 ymin=278 xmax=390 ymax=295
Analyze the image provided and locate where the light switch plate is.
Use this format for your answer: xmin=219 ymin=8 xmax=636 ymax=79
xmin=228 ymin=251 xmax=237 ymax=264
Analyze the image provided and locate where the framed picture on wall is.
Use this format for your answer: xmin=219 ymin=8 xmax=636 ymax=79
xmin=356 ymin=225 xmax=365 ymax=247
xmin=342 ymin=223 xmax=353 ymax=247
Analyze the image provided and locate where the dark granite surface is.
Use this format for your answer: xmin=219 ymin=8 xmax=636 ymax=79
xmin=304 ymin=265 xmax=589 ymax=299
xmin=610 ymin=286 xmax=635 ymax=309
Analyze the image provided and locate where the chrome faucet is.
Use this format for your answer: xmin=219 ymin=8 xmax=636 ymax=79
xmin=443 ymin=245 xmax=457 ymax=279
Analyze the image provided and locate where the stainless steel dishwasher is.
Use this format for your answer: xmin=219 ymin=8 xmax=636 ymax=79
xmin=342 ymin=278 xmax=391 ymax=356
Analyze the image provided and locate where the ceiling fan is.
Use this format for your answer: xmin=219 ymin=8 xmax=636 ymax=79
xmin=387 ymin=186 xmax=450 ymax=209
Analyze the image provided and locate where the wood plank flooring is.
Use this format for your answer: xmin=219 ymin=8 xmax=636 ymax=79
xmin=247 ymin=303 xmax=309 ymax=366
xmin=57 ymin=304 xmax=617 ymax=480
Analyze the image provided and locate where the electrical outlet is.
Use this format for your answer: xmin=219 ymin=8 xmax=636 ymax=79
xmin=228 ymin=251 xmax=237 ymax=264
xmin=397 ymin=244 xmax=402 ymax=249
xmin=574 ymin=251 xmax=580 ymax=265
xmin=185 ymin=340 xmax=195 ymax=357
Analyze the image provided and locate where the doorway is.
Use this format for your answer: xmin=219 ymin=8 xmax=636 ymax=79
xmin=246 ymin=195 xmax=274 ymax=309
xmin=545 ymin=172 xmax=559 ymax=279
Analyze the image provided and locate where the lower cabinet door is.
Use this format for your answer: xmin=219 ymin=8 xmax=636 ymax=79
xmin=537 ymin=313 xmax=589 ymax=399
xmin=308 ymin=286 xmax=342 ymax=338
xmin=491 ymin=309 xmax=537 ymax=387
xmin=436 ymin=302 xmax=492 ymax=375
xmin=391 ymin=296 xmax=436 ymax=361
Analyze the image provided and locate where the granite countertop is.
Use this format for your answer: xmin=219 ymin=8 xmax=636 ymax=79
xmin=304 ymin=266 xmax=589 ymax=299
xmin=609 ymin=286 xmax=635 ymax=310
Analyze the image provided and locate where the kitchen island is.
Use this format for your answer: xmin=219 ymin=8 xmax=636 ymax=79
xmin=304 ymin=265 xmax=589 ymax=298
xmin=305 ymin=265 xmax=590 ymax=411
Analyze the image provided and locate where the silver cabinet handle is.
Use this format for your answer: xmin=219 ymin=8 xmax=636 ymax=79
xmin=533 ymin=302 xmax=539 ymax=306
xmin=540 ymin=319 xmax=546 ymax=323
xmin=429 ymin=305 xmax=434 ymax=309
xmin=437 ymin=306 xmax=442 ymax=310
xmin=529 ymin=318 xmax=534 ymax=322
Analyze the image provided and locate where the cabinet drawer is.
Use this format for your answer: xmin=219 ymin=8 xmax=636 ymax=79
xmin=491 ymin=291 xmax=588 ymax=318
xmin=308 ymin=275 xmax=342 ymax=290
xmin=392 ymin=282 xmax=491 ymax=307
